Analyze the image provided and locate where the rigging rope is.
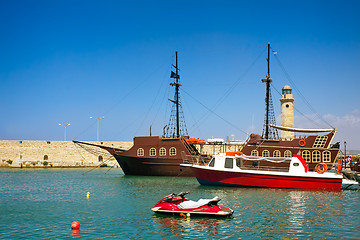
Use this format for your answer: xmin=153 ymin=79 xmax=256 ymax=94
xmin=182 ymin=88 xmax=248 ymax=135
xmin=271 ymin=84 xmax=325 ymax=129
xmin=74 ymin=57 xmax=170 ymax=141
xmin=73 ymin=141 xmax=116 ymax=175
xmin=272 ymin=52 xmax=334 ymax=128
xmin=238 ymin=155 xmax=291 ymax=163
xmin=186 ymin=47 xmax=267 ymax=135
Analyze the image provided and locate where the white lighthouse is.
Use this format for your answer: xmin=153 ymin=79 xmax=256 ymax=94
xmin=280 ymin=85 xmax=295 ymax=140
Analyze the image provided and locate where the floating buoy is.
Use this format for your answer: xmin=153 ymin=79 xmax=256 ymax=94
xmin=86 ymin=192 xmax=90 ymax=199
xmin=180 ymin=213 xmax=186 ymax=218
xmin=71 ymin=221 xmax=80 ymax=229
xmin=186 ymin=213 xmax=190 ymax=221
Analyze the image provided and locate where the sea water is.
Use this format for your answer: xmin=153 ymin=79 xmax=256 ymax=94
xmin=0 ymin=168 xmax=359 ymax=239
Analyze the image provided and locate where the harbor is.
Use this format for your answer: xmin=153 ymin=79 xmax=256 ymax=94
xmin=1 ymin=1 xmax=360 ymax=239
xmin=1 ymin=168 xmax=359 ymax=239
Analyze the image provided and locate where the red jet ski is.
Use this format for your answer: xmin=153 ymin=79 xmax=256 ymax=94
xmin=151 ymin=192 xmax=234 ymax=217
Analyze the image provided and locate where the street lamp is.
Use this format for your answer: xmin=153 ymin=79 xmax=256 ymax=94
xmin=90 ymin=116 xmax=105 ymax=142
xmin=344 ymin=141 xmax=347 ymax=169
xmin=58 ymin=123 xmax=70 ymax=141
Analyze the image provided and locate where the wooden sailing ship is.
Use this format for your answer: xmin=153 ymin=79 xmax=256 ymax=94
xmin=75 ymin=52 xmax=206 ymax=176
xmin=240 ymin=43 xmax=340 ymax=170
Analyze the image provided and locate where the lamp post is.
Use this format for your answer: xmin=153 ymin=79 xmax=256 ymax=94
xmin=90 ymin=116 xmax=104 ymax=142
xmin=58 ymin=123 xmax=70 ymax=141
xmin=344 ymin=141 xmax=347 ymax=169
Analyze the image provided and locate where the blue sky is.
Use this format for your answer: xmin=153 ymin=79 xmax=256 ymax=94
xmin=1 ymin=0 xmax=360 ymax=150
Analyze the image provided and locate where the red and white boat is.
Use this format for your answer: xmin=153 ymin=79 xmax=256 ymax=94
xmin=182 ymin=152 xmax=359 ymax=190
xmin=151 ymin=192 xmax=234 ymax=217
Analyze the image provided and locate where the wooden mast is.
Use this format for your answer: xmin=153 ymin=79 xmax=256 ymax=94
xmin=175 ymin=51 xmax=180 ymax=138
xmin=262 ymin=43 xmax=272 ymax=139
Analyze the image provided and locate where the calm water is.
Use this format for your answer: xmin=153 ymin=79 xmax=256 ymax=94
xmin=0 ymin=168 xmax=359 ymax=239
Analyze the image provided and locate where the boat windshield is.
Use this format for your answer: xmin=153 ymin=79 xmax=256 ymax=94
xmin=225 ymin=158 xmax=233 ymax=169
xmin=208 ymin=158 xmax=215 ymax=167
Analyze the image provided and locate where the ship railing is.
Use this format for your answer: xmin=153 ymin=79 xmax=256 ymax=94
xmin=181 ymin=151 xmax=207 ymax=166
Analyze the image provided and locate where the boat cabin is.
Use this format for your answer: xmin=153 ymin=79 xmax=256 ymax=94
xmin=207 ymin=153 xmax=310 ymax=175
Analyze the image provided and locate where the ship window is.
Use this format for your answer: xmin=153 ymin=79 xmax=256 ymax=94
xmin=98 ymin=155 xmax=103 ymax=162
xmin=170 ymin=147 xmax=176 ymax=156
xmin=323 ymin=151 xmax=331 ymax=162
xmin=273 ymin=150 xmax=281 ymax=157
xmin=312 ymin=150 xmax=321 ymax=162
xmin=225 ymin=158 xmax=233 ymax=169
xmin=302 ymin=150 xmax=311 ymax=162
xmin=150 ymin=148 xmax=156 ymax=156
xmin=137 ymin=148 xmax=144 ymax=156
xmin=313 ymin=136 xmax=328 ymax=148
xmin=236 ymin=158 xmax=241 ymax=167
xmin=159 ymin=147 xmax=166 ymax=156
xmin=208 ymin=158 xmax=215 ymax=167
xmin=262 ymin=150 xmax=270 ymax=157
xmin=251 ymin=150 xmax=258 ymax=156
xmin=284 ymin=150 xmax=292 ymax=158
xmin=44 ymin=155 xmax=48 ymax=160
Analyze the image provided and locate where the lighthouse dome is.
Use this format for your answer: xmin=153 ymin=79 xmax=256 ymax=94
xmin=282 ymin=85 xmax=292 ymax=95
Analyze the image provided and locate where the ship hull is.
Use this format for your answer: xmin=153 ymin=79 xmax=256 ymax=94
xmin=114 ymin=154 xmax=194 ymax=176
xmin=192 ymin=167 xmax=342 ymax=190
xmin=110 ymin=135 xmax=204 ymax=176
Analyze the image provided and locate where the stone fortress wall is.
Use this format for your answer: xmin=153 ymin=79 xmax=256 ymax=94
xmin=0 ymin=140 xmax=133 ymax=168
xmin=0 ymin=140 xmax=244 ymax=168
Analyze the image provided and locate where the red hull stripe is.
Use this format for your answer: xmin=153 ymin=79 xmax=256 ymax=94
xmin=193 ymin=168 xmax=341 ymax=189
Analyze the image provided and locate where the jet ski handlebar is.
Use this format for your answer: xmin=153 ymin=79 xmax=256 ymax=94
xmin=177 ymin=192 xmax=189 ymax=198
xmin=168 ymin=192 xmax=189 ymax=200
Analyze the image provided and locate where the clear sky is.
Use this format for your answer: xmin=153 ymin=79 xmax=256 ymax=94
xmin=1 ymin=0 xmax=359 ymax=150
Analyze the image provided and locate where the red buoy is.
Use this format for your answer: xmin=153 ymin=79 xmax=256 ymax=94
xmin=71 ymin=221 xmax=80 ymax=229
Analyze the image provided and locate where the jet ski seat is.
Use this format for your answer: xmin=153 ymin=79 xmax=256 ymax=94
xmin=177 ymin=196 xmax=220 ymax=209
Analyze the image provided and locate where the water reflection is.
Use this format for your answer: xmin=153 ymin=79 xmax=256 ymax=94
xmin=71 ymin=229 xmax=80 ymax=238
xmin=153 ymin=215 xmax=229 ymax=237
xmin=288 ymin=191 xmax=306 ymax=228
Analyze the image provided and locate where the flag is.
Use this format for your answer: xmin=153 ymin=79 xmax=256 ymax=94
xmin=170 ymin=71 xmax=179 ymax=79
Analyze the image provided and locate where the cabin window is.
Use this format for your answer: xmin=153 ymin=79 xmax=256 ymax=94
xmin=262 ymin=150 xmax=270 ymax=157
xmin=273 ymin=150 xmax=281 ymax=157
xmin=293 ymin=163 xmax=299 ymax=167
xmin=137 ymin=148 xmax=144 ymax=156
xmin=225 ymin=158 xmax=233 ymax=169
xmin=313 ymin=136 xmax=328 ymax=148
xmin=284 ymin=150 xmax=292 ymax=158
xmin=170 ymin=147 xmax=176 ymax=156
xmin=302 ymin=150 xmax=311 ymax=162
xmin=150 ymin=148 xmax=156 ymax=156
xmin=312 ymin=150 xmax=321 ymax=162
xmin=251 ymin=150 xmax=258 ymax=156
xmin=159 ymin=147 xmax=166 ymax=156
xmin=323 ymin=151 xmax=331 ymax=162
xmin=98 ymin=155 xmax=103 ymax=162
xmin=44 ymin=155 xmax=48 ymax=161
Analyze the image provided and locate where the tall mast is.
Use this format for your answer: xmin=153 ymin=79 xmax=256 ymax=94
xmin=262 ymin=43 xmax=271 ymax=139
xmin=167 ymin=51 xmax=188 ymax=138
xmin=175 ymin=51 xmax=180 ymax=137
xmin=261 ymin=42 xmax=279 ymax=140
